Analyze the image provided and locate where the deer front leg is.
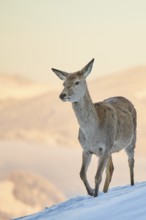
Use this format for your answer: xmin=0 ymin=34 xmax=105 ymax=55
xmin=103 ymin=155 xmax=114 ymax=193
xmin=94 ymin=152 xmax=110 ymax=197
xmin=80 ymin=151 xmax=94 ymax=196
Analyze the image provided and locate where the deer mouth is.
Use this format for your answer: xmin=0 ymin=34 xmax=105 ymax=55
xmin=60 ymin=96 xmax=70 ymax=102
xmin=59 ymin=94 xmax=77 ymax=102
xmin=61 ymin=97 xmax=69 ymax=102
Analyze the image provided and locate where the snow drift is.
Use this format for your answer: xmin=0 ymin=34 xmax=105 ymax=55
xmin=15 ymin=182 xmax=146 ymax=220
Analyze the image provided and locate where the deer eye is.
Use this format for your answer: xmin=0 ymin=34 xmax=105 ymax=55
xmin=75 ymin=81 xmax=80 ymax=85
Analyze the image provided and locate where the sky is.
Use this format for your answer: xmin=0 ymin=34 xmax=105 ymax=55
xmin=0 ymin=0 xmax=146 ymax=82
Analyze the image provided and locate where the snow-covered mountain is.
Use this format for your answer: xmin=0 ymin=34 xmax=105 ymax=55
xmin=15 ymin=182 xmax=146 ymax=220
xmin=0 ymin=171 xmax=65 ymax=220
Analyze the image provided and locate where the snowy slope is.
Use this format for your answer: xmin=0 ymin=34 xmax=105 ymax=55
xmin=15 ymin=182 xmax=146 ymax=220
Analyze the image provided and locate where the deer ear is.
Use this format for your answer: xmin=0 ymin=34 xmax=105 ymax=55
xmin=82 ymin=58 xmax=94 ymax=78
xmin=51 ymin=68 xmax=68 ymax=81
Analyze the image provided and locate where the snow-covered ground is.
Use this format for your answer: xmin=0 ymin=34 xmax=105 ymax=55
xmin=15 ymin=182 xmax=146 ymax=220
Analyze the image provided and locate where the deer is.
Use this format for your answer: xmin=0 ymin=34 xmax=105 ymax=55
xmin=51 ymin=58 xmax=137 ymax=197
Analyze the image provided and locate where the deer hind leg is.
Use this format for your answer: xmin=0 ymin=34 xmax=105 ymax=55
xmin=103 ymin=155 xmax=114 ymax=193
xmin=80 ymin=151 xmax=94 ymax=196
xmin=125 ymin=140 xmax=136 ymax=186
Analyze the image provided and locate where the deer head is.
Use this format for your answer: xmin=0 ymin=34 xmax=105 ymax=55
xmin=52 ymin=58 xmax=94 ymax=102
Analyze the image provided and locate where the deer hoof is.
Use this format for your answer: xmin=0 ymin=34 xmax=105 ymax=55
xmin=88 ymin=189 xmax=95 ymax=196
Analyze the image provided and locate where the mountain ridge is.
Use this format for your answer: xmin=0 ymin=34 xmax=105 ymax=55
xmin=14 ymin=182 xmax=146 ymax=220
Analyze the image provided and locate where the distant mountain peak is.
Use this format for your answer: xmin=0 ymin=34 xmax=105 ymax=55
xmin=0 ymin=73 xmax=33 ymax=86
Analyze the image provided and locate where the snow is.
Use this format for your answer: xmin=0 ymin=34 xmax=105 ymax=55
xmin=15 ymin=182 xmax=146 ymax=220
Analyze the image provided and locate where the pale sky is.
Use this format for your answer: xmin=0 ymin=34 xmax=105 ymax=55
xmin=0 ymin=0 xmax=146 ymax=82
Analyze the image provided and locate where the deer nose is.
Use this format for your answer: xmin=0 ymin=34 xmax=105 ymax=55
xmin=59 ymin=93 xmax=67 ymax=100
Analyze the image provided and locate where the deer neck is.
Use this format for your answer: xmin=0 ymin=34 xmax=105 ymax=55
xmin=72 ymin=87 xmax=99 ymax=133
